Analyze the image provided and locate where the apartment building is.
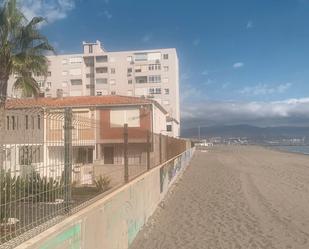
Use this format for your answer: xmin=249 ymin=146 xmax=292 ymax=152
xmin=7 ymin=40 xmax=180 ymax=137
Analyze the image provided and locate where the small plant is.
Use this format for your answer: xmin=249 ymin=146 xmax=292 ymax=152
xmin=94 ymin=175 xmax=111 ymax=193
xmin=0 ymin=170 xmax=26 ymax=223
xmin=25 ymin=171 xmax=63 ymax=202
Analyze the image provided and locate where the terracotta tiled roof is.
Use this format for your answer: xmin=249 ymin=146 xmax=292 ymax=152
xmin=5 ymin=95 xmax=168 ymax=113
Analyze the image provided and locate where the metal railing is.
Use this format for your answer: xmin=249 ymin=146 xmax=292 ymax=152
xmin=0 ymin=98 xmax=192 ymax=247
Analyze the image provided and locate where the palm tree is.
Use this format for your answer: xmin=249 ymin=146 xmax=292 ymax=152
xmin=0 ymin=0 xmax=54 ymax=168
xmin=0 ymin=0 xmax=55 ymax=105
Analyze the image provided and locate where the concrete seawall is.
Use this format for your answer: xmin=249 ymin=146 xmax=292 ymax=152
xmin=15 ymin=147 xmax=195 ymax=249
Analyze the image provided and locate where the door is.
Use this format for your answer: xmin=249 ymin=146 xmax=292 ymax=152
xmin=104 ymin=147 xmax=114 ymax=164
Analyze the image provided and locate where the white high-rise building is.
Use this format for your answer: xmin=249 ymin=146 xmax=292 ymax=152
xmin=7 ymin=40 xmax=180 ymax=136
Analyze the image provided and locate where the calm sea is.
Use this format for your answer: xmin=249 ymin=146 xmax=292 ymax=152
xmin=272 ymin=145 xmax=309 ymax=155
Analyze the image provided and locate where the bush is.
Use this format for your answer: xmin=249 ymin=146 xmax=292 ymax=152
xmin=94 ymin=175 xmax=111 ymax=193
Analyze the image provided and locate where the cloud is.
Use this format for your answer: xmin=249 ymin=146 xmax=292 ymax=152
xmin=246 ymin=21 xmax=253 ymax=29
xmin=203 ymin=79 xmax=214 ymax=86
xmin=19 ymin=0 xmax=75 ymax=23
xmin=181 ymin=97 xmax=309 ymax=128
xmin=239 ymin=83 xmax=292 ymax=96
xmin=233 ymin=62 xmax=244 ymax=69
xmin=103 ymin=10 xmax=112 ymax=19
xmin=222 ymin=82 xmax=230 ymax=89
xmin=142 ymin=33 xmax=152 ymax=43
xmin=181 ymin=83 xmax=201 ymax=103
xmin=193 ymin=38 xmax=200 ymax=46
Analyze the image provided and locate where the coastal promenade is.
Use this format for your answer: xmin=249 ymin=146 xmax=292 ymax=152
xmin=130 ymin=146 xmax=309 ymax=249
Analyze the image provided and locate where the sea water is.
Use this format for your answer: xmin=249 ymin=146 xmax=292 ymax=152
xmin=273 ymin=145 xmax=309 ymax=155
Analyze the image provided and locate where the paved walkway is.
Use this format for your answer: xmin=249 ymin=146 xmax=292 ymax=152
xmin=130 ymin=146 xmax=309 ymax=249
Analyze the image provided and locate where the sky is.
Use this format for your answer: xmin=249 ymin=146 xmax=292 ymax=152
xmin=17 ymin=0 xmax=309 ymax=129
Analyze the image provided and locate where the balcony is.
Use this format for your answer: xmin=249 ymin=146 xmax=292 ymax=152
xmin=96 ymin=67 xmax=108 ymax=75
xmin=95 ymin=55 xmax=108 ymax=65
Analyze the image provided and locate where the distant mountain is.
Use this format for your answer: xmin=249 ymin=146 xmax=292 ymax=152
xmin=181 ymin=125 xmax=309 ymax=139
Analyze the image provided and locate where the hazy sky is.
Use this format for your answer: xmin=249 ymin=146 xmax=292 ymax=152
xmin=19 ymin=0 xmax=309 ymax=129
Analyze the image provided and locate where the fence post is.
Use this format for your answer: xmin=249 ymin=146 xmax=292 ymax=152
xmin=64 ymin=108 xmax=73 ymax=212
xmin=124 ymin=123 xmax=129 ymax=183
xmin=147 ymin=130 xmax=151 ymax=170
xmin=159 ymin=133 xmax=162 ymax=164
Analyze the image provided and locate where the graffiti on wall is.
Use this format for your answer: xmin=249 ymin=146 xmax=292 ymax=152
xmin=39 ymin=223 xmax=81 ymax=249
xmin=160 ymin=148 xmax=193 ymax=194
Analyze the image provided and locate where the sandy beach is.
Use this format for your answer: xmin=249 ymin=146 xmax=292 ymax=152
xmin=130 ymin=146 xmax=309 ymax=249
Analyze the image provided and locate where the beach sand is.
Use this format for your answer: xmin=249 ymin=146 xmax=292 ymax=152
xmin=130 ymin=146 xmax=309 ymax=249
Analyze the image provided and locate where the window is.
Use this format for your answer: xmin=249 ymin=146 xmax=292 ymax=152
xmin=89 ymin=45 xmax=93 ymax=53
xmin=69 ymin=57 xmax=82 ymax=64
xmin=163 ymin=54 xmax=169 ymax=60
xmin=84 ymin=58 xmax=94 ymax=67
xmin=38 ymin=115 xmax=41 ymax=130
xmin=25 ymin=115 xmax=28 ymax=130
xmin=127 ymin=68 xmax=132 ymax=73
xmin=164 ymin=88 xmax=170 ymax=95
xmin=111 ymin=91 xmax=116 ymax=95
xmin=96 ymin=91 xmax=102 ymax=96
xmin=127 ymin=56 xmax=133 ymax=62
xmin=149 ymin=88 xmax=162 ymax=94
xmin=155 ymin=88 xmax=161 ymax=94
xmin=37 ymin=81 xmax=44 ymax=87
xmin=135 ymin=76 xmax=148 ymax=84
xmin=71 ymin=79 xmax=82 ymax=85
xmin=12 ymin=116 xmax=15 ymax=130
xmin=128 ymin=79 xmax=133 ymax=84
xmin=135 ymin=68 xmax=142 ymax=73
xmin=110 ymin=79 xmax=116 ymax=85
xmin=96 ymin=67 xmax=108 ymax=74
xmin=167 ymin=124 xmax=172 ymax=132
xmin=47 ymin=71 xmax=51 ymax=77
xmin=5 ymin=148 xmax=11 ymax=162
xmin=149 ymin=75 xmax=161 ymax=83
xmin=19 ymin=146 xmax=43 ymax=165
xmin=164 ymin=66 xmax=169 ymax=72
xmin=111 ymin=68 xmax=116 ymax=74
xmin=47 ymin=82 xmax=52 ymax=88
xmin=96 ymin=78 xmax=108 ymax=84
xmin=32 ymin=116 xmax=35 ymax=129
xmin=134 ymin=53 xmax=147 ymax=61
xmin=149 ymin=64 xmax=161 ymax=71
xmin=149 ymin=88 xmax=161 ymax=94
xmin=6 ymin=116 xmax=9 ymax=130
xmin=96 ymin=56 xmax=108 ymax=63
xmin=110 ymin=109 xmax=140 ymax=127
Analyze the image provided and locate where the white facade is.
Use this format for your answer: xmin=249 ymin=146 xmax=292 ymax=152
xmin=7 ymin=40 xmax=180 ymax=136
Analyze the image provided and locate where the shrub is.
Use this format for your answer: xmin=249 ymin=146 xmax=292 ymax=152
xmin=94 ymin=175 xmax=111 ymax=193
